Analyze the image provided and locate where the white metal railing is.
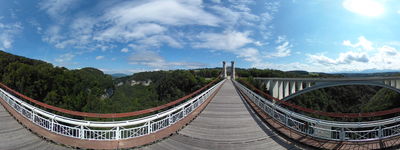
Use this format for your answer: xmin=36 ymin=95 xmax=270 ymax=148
xmin=234 ymin=80 xmax=400 ymax=141
xmin=0 ymin=79 xmax=225 ymax=140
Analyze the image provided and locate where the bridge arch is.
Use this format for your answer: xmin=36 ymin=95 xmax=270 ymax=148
xmin=282 ymin=81 xmax=400 ymax=101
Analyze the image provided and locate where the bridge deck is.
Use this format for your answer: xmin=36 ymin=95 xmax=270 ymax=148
xmin=0 ymin=102 xmax=69 ymax=150
xmin=142 ymin=80 xmax=300 ymax=150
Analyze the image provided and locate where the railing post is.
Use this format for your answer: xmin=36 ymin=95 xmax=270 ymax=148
xmin=169 ymin=114 xmax=172 ymax=125
xmin=50 ymin=118 xmax=54 ymax=131
xmin=32 ymin=109 xmax=36 ymax=123
xmin=340 ymin=128 xmax=345 ymax=141
xmin=116 ymin=126 xmax=120 ymax=140
xmin=147 ymin=121 xmax=152 ymax=134
xmin=378 ymin=125 xmax=382 ymax=138
xmin=285 ymin=114 xmax=288 ymax=126
xmin=80 ymin=126 xmax=84 ymax=139
xmin=271 ymin=104 xmax=276 ymax=118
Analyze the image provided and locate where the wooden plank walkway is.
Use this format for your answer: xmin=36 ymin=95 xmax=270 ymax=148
xmin=142 ymin=80 xmax=302 ymax=150
xmin=0 ymin=102 xmax=70 ymax=150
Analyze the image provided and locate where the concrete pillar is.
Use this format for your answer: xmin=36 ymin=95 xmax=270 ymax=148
xmin=231 ymin=61 xmax=235 ymax=80
xmin=222 ymin=61 xmax=227 ymax=78
xmin=384 ymin=80 xmax=390 ymax=85
xmin=271 ymin=81 xmax=279 ymax=99
xmin=297 ymin=81 xmax=303 ymax=91
xmin=266 ymin=80 xmax=271 ymax=91
xmin=283 ymin=81 xmax=290 ymax=98
xmin=396 ymin=80 xmax=400 ymax=89
xmin=391 ymin=80 xmax=396 ymax=87
xmin=306 ymin=82 xmax=312 ymax=88
xmin=278 ymin=81 xmax=283 ymax=99
xmin=290 ymin=81 xmax=296 ymax=95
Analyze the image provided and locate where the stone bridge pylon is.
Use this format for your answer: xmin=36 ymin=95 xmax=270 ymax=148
xmin=221 ymin=61 xmax=235 ymax=79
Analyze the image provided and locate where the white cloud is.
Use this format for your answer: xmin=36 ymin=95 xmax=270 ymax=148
xmin=271 ymin=41 xmax=291 ymax=57
xmin=193 ymin=30 xmax=253 ymax=51
xmin=266 ymin=35 xmax=292 ymax=58
xmin=342 ymin=36 xmax=373 ymax=51
xmin=0 ymin=22 xmax=22 ymax=50
xmin=308 ymin=51 xmax=369 ymax=65
xmin=237 ymin=48 xmax=261 ymax=63
xmin=121 ymin=48 xmax=129 ymax=53
xmin=254 ymin=41 xmax=263 ymax=46
xmin=96 ymin=56 xmax=104 ymax=60
xmin=55 ymin=53 xmax=75 ymax=63
xmin=39 ymin=0 xmax=79 ymax=21
xmin=41 ymin=0 xmax=220 ymax=52
xmin=37 ymin=0 xmax=284 ymax=71
xmin=136 ymin=35 xmax=182 ymax=49
xmin=94 ymin=23 xmax=167 ymax=42
xmin=104 ymin=0 xmax=220 ymax=26
xmin=210 ymin=5 xmax=260 ymax=28
xmin=128 ymin=49 xmax=206 ymax=69
xmin=305 ymin=44 xmax=400 ymax=72
xmin=342 ymin=0 xmax=384 ymax=17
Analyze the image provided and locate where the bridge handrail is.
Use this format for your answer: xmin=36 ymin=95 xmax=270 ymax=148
xmin=240 ymin=79 xmax=400 ymax=118
xmin=0 ymin=79 xmax=224 ymax=140
xmin=255 ymin=77 xmax=400 ymax=81
xmin=0 ymin=77 xmax=221 ymax=118
xmin=235 ymin=80 xmax=400 ymax=141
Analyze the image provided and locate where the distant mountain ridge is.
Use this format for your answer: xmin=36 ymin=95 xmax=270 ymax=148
xmin=110 ymin=73 xmax=129 ymax=78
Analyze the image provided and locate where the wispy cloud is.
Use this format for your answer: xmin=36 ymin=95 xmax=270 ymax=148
xmin=55 ymin=53 xmax=75 ymax=63
xmin=37 ymin=0 xmax=283 ymax=71
xmin=41 ymin=0 xmax=220 ymax=50
xmin=305 ymin=37 xmax=400 ymax=72
xmin=193 ymin=30 xmax=253 ymax=51
xmin=308 ymin=51 xmax=369 ymax=65
xmin=0 ymin=22 xmax=22 ymax=50
xmin=95 ymin=56 xmax=104 ymax=60
xmin=268 ymin=36 xmax=292 ymax=57
xmin=121 ymin=48 xmax=129 ymax=53
xmin=128 ymin=49 xmax=206 ymax=69
xmin=39 ymin=0 xmax=79 ymax=22
xmin=342 ymin=36 xmax=373 ymax=51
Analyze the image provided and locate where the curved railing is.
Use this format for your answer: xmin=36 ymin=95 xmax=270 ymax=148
xmin=0 ymin=77 xmax=221 ymax=118
xmin=280 ymin=81 xmax=400 ymax=101
xmin=0 ymin=79 xmax=224 ymax=141
xmin=234 ymin=80 xmax=400 ymax=141
xmin=242 ymin=80 xmax=400 ymax=118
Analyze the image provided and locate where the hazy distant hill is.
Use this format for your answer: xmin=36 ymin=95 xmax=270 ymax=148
xmin=110 ymin=73 xmax=129 ymax=78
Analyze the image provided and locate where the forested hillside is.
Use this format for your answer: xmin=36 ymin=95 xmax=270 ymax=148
xmin=0 ymin=51 xmax=219 ymax=115
xmin=287 ymin=86 xmax=400 ymax=121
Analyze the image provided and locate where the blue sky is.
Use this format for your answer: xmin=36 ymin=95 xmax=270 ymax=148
xmin=1 ymin=0 xmax=400 ymax=74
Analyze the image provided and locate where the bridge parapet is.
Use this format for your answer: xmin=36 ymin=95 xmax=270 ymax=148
xmin=255 ymin=77 xmax=400 ymax=100
xmin=234 ymin=80 xmax=400 ymax=142
xmin=0 ymin=79 xmax=225 ymax=149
